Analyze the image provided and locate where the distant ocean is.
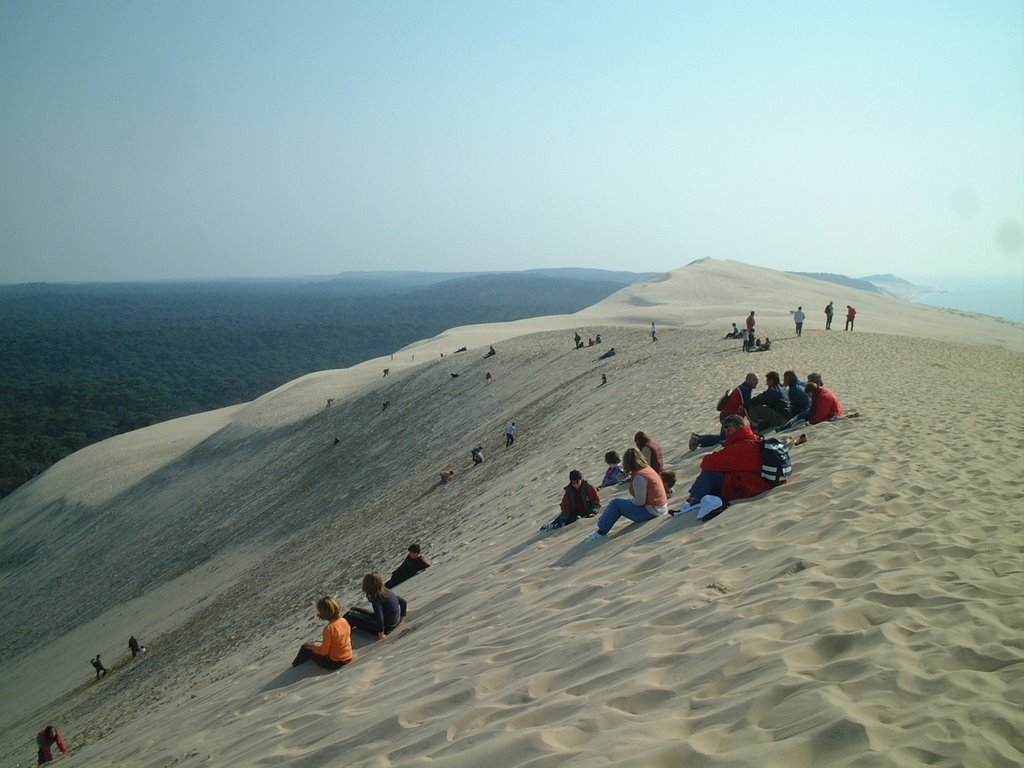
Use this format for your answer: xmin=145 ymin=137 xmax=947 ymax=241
xmin=908 ymin=275 xmax=1024 ymax=324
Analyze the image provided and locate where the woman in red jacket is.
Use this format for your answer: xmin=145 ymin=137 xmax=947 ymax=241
xmin=674 ymin=415 xmax=775 ymax=519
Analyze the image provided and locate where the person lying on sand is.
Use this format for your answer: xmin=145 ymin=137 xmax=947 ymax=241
xmin=385 ymin=544 xmax=430 ymax=588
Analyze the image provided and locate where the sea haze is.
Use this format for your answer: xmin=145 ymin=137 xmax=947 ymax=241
xmin=909 ymin=275 xmax=1024 ymax=324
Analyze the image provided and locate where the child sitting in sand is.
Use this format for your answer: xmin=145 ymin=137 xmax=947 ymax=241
xmin=344 ymin=573 xmax=407 ymax=640
xmin=599 ymin=451 xmax=628 ymax=487
xmin=291 ymin=596 xmax=353 ymax=670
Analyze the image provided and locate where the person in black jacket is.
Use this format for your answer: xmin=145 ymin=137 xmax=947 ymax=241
xmin=385 ymin=544 xmax=430 ymax=588
xmin=747 ymin=371 xmax=790 ymax=431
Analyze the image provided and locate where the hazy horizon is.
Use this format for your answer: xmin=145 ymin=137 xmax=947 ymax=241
xmin=2 ymin=2 xmax=1022 ymax=284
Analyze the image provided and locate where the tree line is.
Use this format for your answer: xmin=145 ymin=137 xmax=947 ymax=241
xmin=0 ymin=273 xmax=634 ymax=499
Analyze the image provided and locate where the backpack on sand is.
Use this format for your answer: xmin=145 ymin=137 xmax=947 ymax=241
xmin=760 ymin=438 xmax=792 ymax=485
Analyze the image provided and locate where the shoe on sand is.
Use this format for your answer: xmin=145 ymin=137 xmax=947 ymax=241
xmin=669 ymin=501 xmax=695 ymax=517
xmin=586 ymin=530 xmax=607 ymax=541
xmin=540 ymin=522 xmax=559 ymax=532
xmin=688 ymin=433 xmax=700 ymax=451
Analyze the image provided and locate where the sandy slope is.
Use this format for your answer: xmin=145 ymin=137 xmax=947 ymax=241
xmin=1 ymin=260 xmax=1021 ymax=767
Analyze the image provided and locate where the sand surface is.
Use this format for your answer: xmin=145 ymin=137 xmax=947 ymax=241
xmin=1 ymin=260 xmax=1022 ymax=767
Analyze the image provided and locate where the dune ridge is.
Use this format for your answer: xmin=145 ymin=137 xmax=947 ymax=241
xmin=1 ymin=260 xmax=1021 ymax=767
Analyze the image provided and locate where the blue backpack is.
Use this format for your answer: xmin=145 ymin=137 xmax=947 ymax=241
xmin=760 ymin=438 xmax=792 ymax=485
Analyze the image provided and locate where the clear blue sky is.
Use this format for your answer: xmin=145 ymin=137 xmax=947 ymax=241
xmin=1 ymin=1 xmax=1021 ymax=282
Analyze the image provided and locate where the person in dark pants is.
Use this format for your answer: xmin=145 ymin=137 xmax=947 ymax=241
xmin=36 ymin=725 xmax=68 ymax=764
xmin=344 ymin=573 xmax=407 ymax=640
xmin=291 ymin=596 xmax=353 ymax=669
xmin=90 ymin=654 xmax=108 ymax=679
xmin=128 ymin=636 xmax=146 ymax=658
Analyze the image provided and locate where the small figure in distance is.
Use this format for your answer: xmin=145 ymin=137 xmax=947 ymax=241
xmin=439 ymin=469 xmax=455 ymax=484
xmin=650 ymin=321 xmax=658 ymax=342
xmin=540 ymin=469 xmax=601 ymax=531
xmin=450 ymin=372 xmax=460 ymax=379
xmin=595 ymin=334 xmax=602 ymax=344
xmin=747 ymin=371 xmax=790 ymax=432
xmin=824 ymin=301 xmax=834 ymax=330
xmin=128 ymin=635 xmax=146 ymax=658
xmin=724 ymin=322 xmax=743 ymax=339
xmin=660 ymin=469 xmax=676 ymax=497
xmin=757 ymin=337 xmax=772 ymax=351
xmin=586 ymin=448 xmax=668 ymax=540
xmin=671 ymin=414 xmax=779 ymax=521
xmin=743 ymin=328 xmax=757 ymax=352
xmin=599 ymin=373 xmax=608 ymax=386
xmin=291 ymin=595 xmax=353 ymax=670
xmin=588 ymin=337 xmax=594 ymax=346
xmin=804 ymin=381 xmax=858 ymax=423
xmin=484 ymin=345 xmax=496 ymax=358
xmin=344 ymin=572 xmax=407 ymax=641
xmin=745 ymin=310 xmax=756 ymax=333
xmin=634 ymin=431 xmax=664 ymax=474
xmin=36 ymin=725 xmax=68 ymax=765
xmin=485 ymin=371 xmax=493 ymax=384
xmin=382 ymin=368 xmax=390 ymax=377
xmin=845 ymin=305 xmax=857 ymax=331
xmin=471 ymin=446 xmax=484 ymax=465
xmin=505 ymin=421 xmax=516 ymax=447
xmin=382 ymin=400 xmax=390 ymax=411
xmin=386 ymin=543 xmax=430 ymax=588
xmin=455 ymin=346 xmax=468 ymax=353
xmin=791 ymin=306 xmax=806 ymax=336
xmin=600 ymin=451 xmax=629 ymax=487
xmin=596 ymin=346 xmax=616 ymax=360
xmin=573 ymin=331 xmax=582 ymax=349
xmin=90 ymin=654 xmax=108 ymax=679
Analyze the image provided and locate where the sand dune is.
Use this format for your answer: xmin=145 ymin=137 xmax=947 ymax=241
xmin=1 ymin=259 xmax=1021 ymax=767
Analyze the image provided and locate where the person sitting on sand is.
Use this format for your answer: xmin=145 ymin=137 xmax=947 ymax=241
xmin=471 ymin=446 xmax=484 ymax=465
xmin=596 ymin=347 xmax=616 ymax=360
xmin=291 ymin=596 xmax=353 ymax=669
xmin=484 ymin=345 xmax=496 ymax=358
xmin=747 ymin=371 xmax=790 ymax=432
xmin=36 ymin=725 xmax=68 ymax=765
xmin=671 ymin=415 xmax=778 ymax=521
xmin=439 ymin=469 xmax=455 ymax=484
xmin=783 ymin=371 xmax=810 ymax=422
xmin=586 ymin=448 xmax=668 ymax=540
xmin=385 ymin=544 xmax=430 ymax=588
xmin=634 ymin=431 xmax=664 ymax=474
xmin=690 ymin=373 xmax=759 ymax=450
xmin=345 ymin=573 xmax=407 ymax=640
xmin=660 ymin=469 xmax=676 ymax=497
xmin=724 ymin=322 xmax=743 ymax=339
xmin=804 ymin=381 xmax=857 ymax=423
xmin=599 ymin=451 xmax=628 ymax=487
xmin=541 ymin=469 xmax=601 ymax=531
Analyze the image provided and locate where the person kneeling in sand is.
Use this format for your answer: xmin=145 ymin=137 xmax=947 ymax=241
xmin=344 ymin=573 xmax=407 ymax=641
xmin=672 ymin=415 xmax=778 ymax=521
xmin=541 ymin=469 xmax=601 ymax=531
xmin=292 ymin=595 xmax=353 ymax=669
xmin=586 ymin=448 xmax=667 ymax=540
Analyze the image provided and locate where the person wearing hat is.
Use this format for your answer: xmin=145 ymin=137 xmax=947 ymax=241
xmin=385 ymin=544 xmax=431 ymax=589
xmin=540 ymin=470 xmax=602 ymax=531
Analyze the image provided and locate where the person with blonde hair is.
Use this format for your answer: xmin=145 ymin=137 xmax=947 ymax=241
xmin=586 ymin=448 xmax=668 ymax=540
xmin=291 ymin=595 xmax=353 ymax=669
xmin=344 ymin=572 xmax=407 ymax=640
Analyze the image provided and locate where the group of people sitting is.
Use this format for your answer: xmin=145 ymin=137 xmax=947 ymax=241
xmin=292 ymin=545 xmax=430 ymax=671
xmin=694 ymin=370 xmax=851 ymax=445
xmin=537 ymin=372 xmax=856 ymax=538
